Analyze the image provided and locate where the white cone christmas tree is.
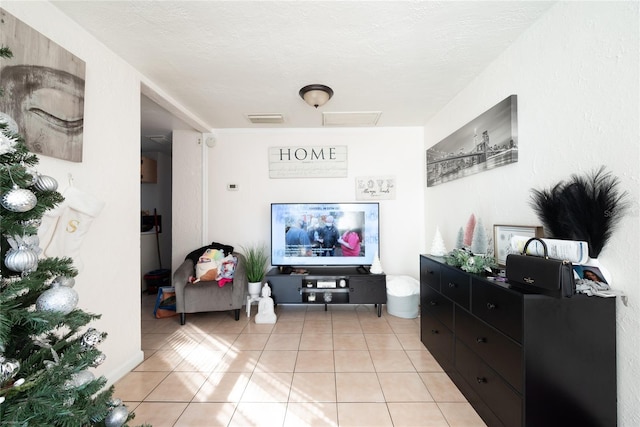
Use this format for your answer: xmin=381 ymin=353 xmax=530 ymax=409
xmin=471 ymin=218 xmax=489 ymax=255
xmin=430 ymin=227 xmax=447 ymax=256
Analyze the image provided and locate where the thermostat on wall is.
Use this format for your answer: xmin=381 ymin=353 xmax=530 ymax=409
xmin=227 ymin=183 xmax=239 ymax=191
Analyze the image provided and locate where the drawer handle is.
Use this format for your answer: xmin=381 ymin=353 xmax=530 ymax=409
xmin=431 ymin=329 xmax=439 ymax=334
xmin=448 ymin=282 xmax=456 ymax=288
xmin=486 ymin=302 xmax=496 ymax=310
xmin=476 ymin=377 xmax=487 ymax=384
xmin=476 ymin=337 xmax=487 ymax=344
xmin=429 ymin=301 xmax=438 ymax=306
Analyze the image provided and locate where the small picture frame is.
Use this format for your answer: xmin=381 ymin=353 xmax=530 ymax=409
xmin=493 ymin=225 xmax=544 ymax=266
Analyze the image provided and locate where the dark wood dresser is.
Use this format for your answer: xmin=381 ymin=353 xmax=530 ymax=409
xmin=420 ymin=255 xmax=616 ymax=427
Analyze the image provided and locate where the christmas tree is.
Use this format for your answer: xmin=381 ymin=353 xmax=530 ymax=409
xmin=0 ymin=46 xmax=138 ymax=427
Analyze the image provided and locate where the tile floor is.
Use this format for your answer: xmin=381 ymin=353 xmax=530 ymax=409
xmin=114 ymin=294 xmax=487 ymax=426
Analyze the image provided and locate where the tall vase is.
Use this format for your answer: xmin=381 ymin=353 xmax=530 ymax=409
xmin=248 ymin=281 xmax=262 ymax=299
xmin=582 ymin=258 xmax=613 ymax=285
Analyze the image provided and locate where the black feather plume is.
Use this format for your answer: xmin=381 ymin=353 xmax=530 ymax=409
xmin=529 ymin=166 xmax=629 ymax=258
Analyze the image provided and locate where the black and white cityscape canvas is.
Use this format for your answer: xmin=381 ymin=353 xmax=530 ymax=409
xmin=426 ymin=95 xmax=518 ymax=187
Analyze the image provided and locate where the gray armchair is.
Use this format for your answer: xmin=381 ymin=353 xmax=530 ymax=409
xmin=173 ymin=251 xmax=248 ymax=324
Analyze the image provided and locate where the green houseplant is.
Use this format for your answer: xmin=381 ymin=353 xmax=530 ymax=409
xmin=242 ymin=244 xmax=270 ymax=298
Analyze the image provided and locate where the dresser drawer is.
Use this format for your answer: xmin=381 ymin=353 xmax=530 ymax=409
xmin=420 ymin=256 xmax=441 ymax=290
xmin=441 ymin=266 xmax=470 ymax=309
xmin=472 ymin=279 xmax=523 ymax=343
xmin=455 ymin=308 xmax=523 ymax=392
xmin=456 ymin=340 xmax=522 ymax=427
xmin=422 ymin=284 xmax=453 ymax=330
xmin=421 ymin=311 xmax=454 ymax=371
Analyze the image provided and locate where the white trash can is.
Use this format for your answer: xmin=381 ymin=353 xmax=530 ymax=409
xmin=386 ymin=275 xmax=420 ymax=319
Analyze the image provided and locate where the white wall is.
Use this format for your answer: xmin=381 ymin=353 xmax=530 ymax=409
xmin=3 ymin=1 xmax=144 ymax=383
xmin=203 ymin=127 xmax=425 ymax=277
xmin=424 ymin=2 xmax=639 ymax=425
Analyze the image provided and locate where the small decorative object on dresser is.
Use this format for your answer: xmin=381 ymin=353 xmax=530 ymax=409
xmin=493 ymin=225 xmax=544 ymax=266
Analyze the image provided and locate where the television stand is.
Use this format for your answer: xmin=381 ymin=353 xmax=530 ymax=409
xmin=266 ymin=266 xmax=387 ymax=316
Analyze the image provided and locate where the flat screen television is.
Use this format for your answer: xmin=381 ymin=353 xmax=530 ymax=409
xmin=271 ymin=202 xmax=380 ymax=267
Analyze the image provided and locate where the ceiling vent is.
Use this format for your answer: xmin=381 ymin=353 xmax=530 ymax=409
xmin=322 ymin=111 xmax=382 ymax=127
xmin=145 ymin=135 xmax=171 ymax=144
xmin=247 ymin=114 xmax=285 ymax=124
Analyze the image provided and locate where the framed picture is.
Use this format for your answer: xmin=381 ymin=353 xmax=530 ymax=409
xmin=493 ymin=225 xmax=544 ymax=266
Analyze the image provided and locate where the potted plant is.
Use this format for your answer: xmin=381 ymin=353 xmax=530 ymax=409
xmin=242 ymin=244 xmax=270 ymax=298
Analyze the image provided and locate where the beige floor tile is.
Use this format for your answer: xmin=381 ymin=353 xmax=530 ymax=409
xmin=133 ymin=349 xmax=185 ymax=371
xmin=193 ymin=372 xmax=251 ymax=402
xmin=112 ymin=371 xmax=169 ymax=401
xmin=438 ymin=402 xmax=488 ymax=426
xmin=230 ymin=333 xmax=270 ymax=350
xmin=336 ymin=402 xmax=393 ymax=426
xmin=175 ymin=349 xmax=225 ymax=372
xmin=420 ymin=372 xmax=468 ymax=402
xmin=128 ymin=401 xmax=188 ymax=427
xmin=359 ymin=320 xmax=394 ymax=334
xmin=396 ymin=333 xmax=426 ymax=350
xmin=406 ymin=349 xmax=444 ymax=372
xmin=241 ymin=372 xmax=293 ymax=402
xmin=264 ymin=333 xmax=301 ymax=350
xmin=146 ymin=371 xmax=208 ymax=402
xmin=284 ymin=402 xmax=338 ymax=427
xmin=386 ymin=319 xmax=420 ymax=335
xmin=302 ymin=320 xmax=333 ymax=335
xmin=229 ymin=402 xmax=287 ymax=427
xmin=141 ymin=333 xmax=174 ymax=350
xmin=332 ymin=320 xmax=363 ymax=334
xmin=364 ymin=333 xmax=403 ymax=350
xmin=213 ymin=350 xmax=261 ymax=373
xmin=334 ymin=350 xmax=375 ymax=372
xmin=209 ymin=319 xmax=250 ymax=334
xmin=243 ymin=321 xmax=276 ymax=334
xmin=255 ymin=350 xmax=298 ymax=372
xmin=387 ymin=402 xmax=450 ymax=426
xmin=174 ymin=402 xmax=237 ymax=427
xmin=378 ymin=372 xmax=434 ymax=402
xmin=335 ymin=373 xmax=384 ymax=402
xmin=289 ymin=372 xmax=337 ymax=402
xmin=369 ymin=350 xmax=416 ymax=372
xmin=333 ymin=333 xmax=367 ymax=350
xmin=295 ymin=350 xmax=335 ymax=372
xmin=272 ymin=321 xmax=304 ymax=334
xmin=305 ymin=309 xmax=333 ymax=320
xmin=300 ymin=333 xmax=334 ymax=350
xmin=198 ymin=333 xmax=239 ymax=351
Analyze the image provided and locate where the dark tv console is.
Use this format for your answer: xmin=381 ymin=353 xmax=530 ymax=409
xmin=420 ymin=255 xmax=616 ymax=427
xmin=266 ymin=267 xmax=386 ymax=316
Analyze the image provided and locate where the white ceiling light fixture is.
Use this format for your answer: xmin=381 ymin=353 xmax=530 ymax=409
xmin=299 ymin=84 xmax=334 ymax=108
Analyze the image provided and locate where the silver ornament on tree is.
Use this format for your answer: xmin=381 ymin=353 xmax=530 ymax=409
xmin=4 ymin=246 xmax=38 ymax=273
xmin=34 ymin=174 xmax=59 ymax=192
xmin=36 ymin=280 xmax=79 ymax=315
xmin=1 ymin=166 xmax=37 ymax=212
xmin=91 ymin=352 xmax=107 ymax=367
xmin=1 ymin=185 xmax=37 ymax=212
xmin=0 ymin=356 xmax=20 ymax=385
xmin=105 ymin=404 xmax=129 ymax=427
xmin=81 ymin=327 xmax=103 ymax=349
xmin=64 ymin=369 xmax=95 ymax=389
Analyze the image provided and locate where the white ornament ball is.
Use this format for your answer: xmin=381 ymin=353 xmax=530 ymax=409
xmin=0 ymin=356 xmax=20 ymax=384
xmin=54 ymin=276 xmax=76 ymax=288
xmin=36 ymin=283 xmax=79 ymax=314
xmin=34 ymin=175 xmax=59 ymax=192
xmin=65 ymin=370 xmax=95 ymax=389
xmin=105 ymin=405 xmax=129 ymax=427
xmin=4 ymin=247 xmax=38 ymax=273
xmin=1 ymin=187 xmax=37 ymax=212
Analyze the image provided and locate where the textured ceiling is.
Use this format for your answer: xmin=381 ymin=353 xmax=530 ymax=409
xmin=51 ymin=1 xmax=555 ymax=139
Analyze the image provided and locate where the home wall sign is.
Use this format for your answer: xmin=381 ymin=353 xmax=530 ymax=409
xmin=269 ymin=146 xmax=347 ymax=178
xmin=426 ymin=95 xmax=518 ymax=187
xmin=355 ymin=176 xmax=396 ymax=200
xmin=0 ymin=9 xmax=86 ymax=163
